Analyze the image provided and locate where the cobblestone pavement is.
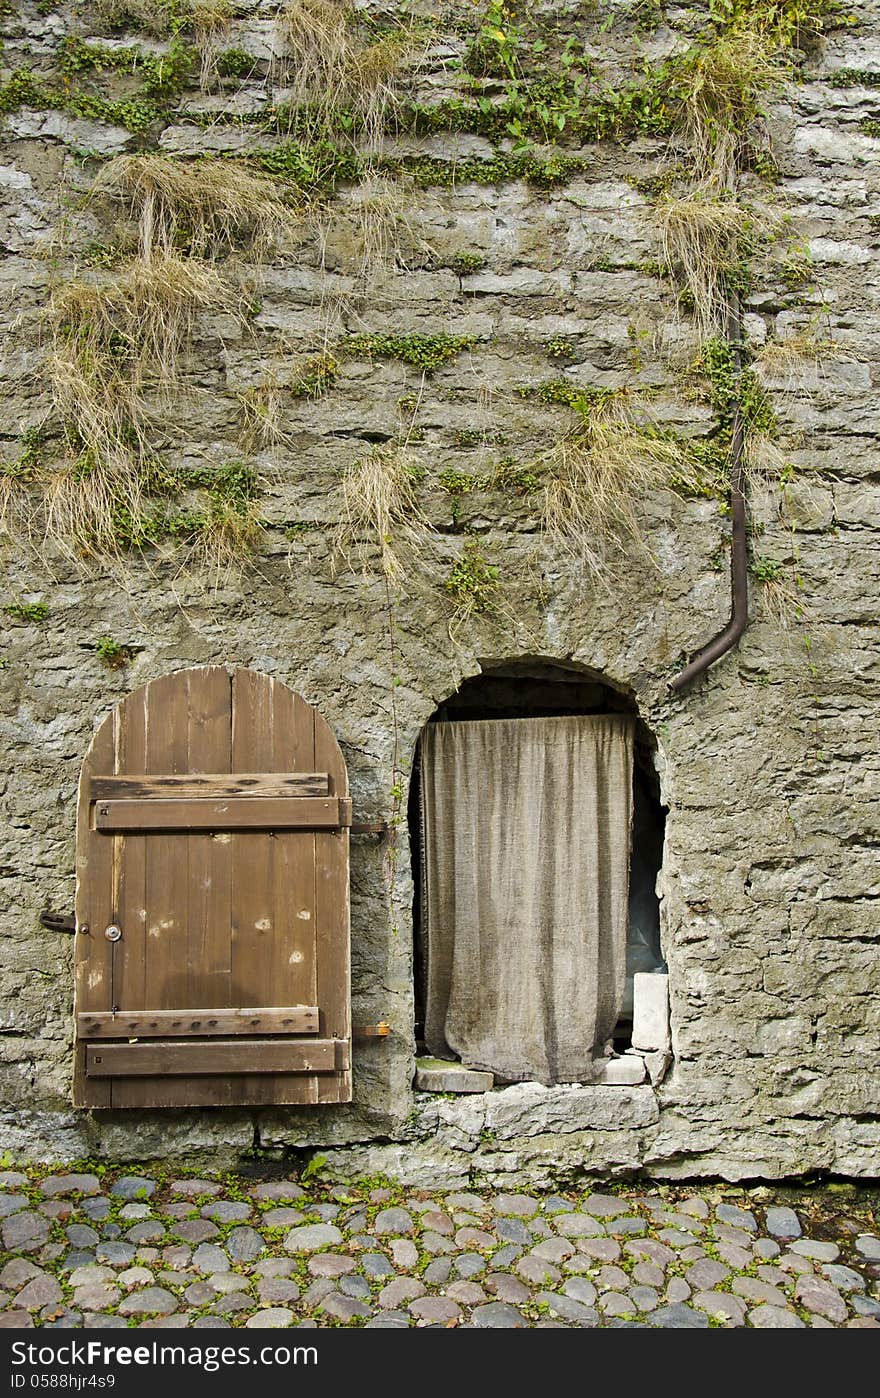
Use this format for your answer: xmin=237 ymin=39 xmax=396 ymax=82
xmin=0 ymin=1167 xmax=878 ymax=1329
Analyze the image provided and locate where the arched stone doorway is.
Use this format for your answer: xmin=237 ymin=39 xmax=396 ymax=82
xmin=408 ymin=659 xmax=667 ymax=1085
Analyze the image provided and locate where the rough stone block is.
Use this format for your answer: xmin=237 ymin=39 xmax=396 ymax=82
xmin=596 ymin=1056 xmax=647 ymax=1086
xmin=632 ymin=973 xmax=670 ymax=1053
xmin=643 ymin=1050 xmax=672 ymax=1086
xmin=415 ymin=1058 xmax=494 ymax=1093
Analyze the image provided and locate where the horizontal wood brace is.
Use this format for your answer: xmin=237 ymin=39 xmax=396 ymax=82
xmin=94 ymin=796 xmax=352 ymax=832
xmin=90 ymin=773 xmax=330 ymax=800
xmin=85 ymin=1038 xmax=350 ymax=1077
xmin=77 ymin=1007 xmax=319 ymax=1039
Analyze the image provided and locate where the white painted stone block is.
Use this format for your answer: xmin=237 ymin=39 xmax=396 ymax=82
xmin=632 ymin=973 xmax=670 ymax=1053
xmin=596 ymin=1055 xmax=646 ymax=1086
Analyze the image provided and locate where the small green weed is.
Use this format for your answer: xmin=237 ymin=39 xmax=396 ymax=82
xmin=4 ymin=601 xmax=49 ymax=623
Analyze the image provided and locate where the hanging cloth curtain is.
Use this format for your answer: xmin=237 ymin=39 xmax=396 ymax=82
xmin=421 ymin=714 xmax=634 ymax=1086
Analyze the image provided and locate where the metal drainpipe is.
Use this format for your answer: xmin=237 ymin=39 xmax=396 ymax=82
xmin=669 ymin=295 xmax=750 ymax=694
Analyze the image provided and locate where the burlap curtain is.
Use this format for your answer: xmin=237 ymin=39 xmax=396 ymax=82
xmin=421 ymin=715 xmax=634 ymax=1085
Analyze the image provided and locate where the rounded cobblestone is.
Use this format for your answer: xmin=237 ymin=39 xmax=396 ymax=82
xmin=0 ymin=1169 xmax=873 ymax=1332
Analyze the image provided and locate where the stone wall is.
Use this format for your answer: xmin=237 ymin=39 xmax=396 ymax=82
xmin=0 ymin=0 xmax=878 ymax=1180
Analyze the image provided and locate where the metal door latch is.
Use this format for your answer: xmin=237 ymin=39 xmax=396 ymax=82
xmin=39 ymin=911 xmax=76 ymax=934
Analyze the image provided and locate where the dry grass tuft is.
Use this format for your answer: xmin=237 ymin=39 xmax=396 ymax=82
xmin=656 ymin=192 xmax=753 ymax=335
xmin=39 ymin=456 xmax=143 ymax=559
xmin=182 ymin=495 xmax=265 ymax=576
xmin=90 ymin=0 xmax=176 ymax=36
xmin=88 ymin=155 xmax=297 ymax=262
xmin=276 ymin=0 xmax=418 ymax=147
xmin=743 ymin=430 xmax=792 ymax=484
xmin=40 ymin=155 xmax=300 ymax=561
xmin=539 ymin=401 xmax=700 ymax=573
xmin=317 ymin=171 xmax=430 ymax=286
xmin=187 ymin=0 xmax=235 ymax=91
xmin=753 ymin=325 xmax=854 ymax=377
xmin=238 ymin=379 xmax=289 ymax=451
xmin=676 ymin=27 xmax=787 ymax=184
xmin=335 ymin=443 xmax=428 ymax=578
xmin=47 ymin=254 xmax=230 ymax=466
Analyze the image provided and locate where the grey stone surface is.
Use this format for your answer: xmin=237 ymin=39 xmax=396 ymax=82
xmin=789 ymin=1238 xmax=840 ymax=1262
xmin=821 ymin=1264 xmax=865 ymax=1292
xmin=649 ymin=1303 xmax=709 ymax=1329
xmin=692 ymin=1292 xmax=746 ymax=1326
xmin=225 ymin=1227 xmax=265 ymax=1263
xmin=0 ymin=2 xmax=878 ymax=1191
xmin=686 ymin=1259 xmax=729 ymax=1290
xmin=245 ymin=1308 xmax=294 ymax=1328
xmin=409 ymin=1295 xmax=460 ymax=1322
xmin=41 ymin=1176 xmax=100 ymax=1197
xmin=2 ymin=1213 xmax=49 ymax=1252
xmin=795 ymin=1274 xmax=848 ymax=1322
xmin=494 ymin=1217 xmax=533 ymax=1244
xmin=118 ymin=1288 xmax=178 ymax=1316
xmin=15 ymin=1275 xmax=63 ymax=1310
xmin=715 ymin=1204 xmax=757 ymax=1232
xmin=111 ymin=1178 xmax=156 ymax=1200
xmin=320 ymin=1293 xmax=372 ymax=1322
xmin=0 ymin=1260 xmax=43 ymax=1289
xmin=201 ymin=1202 xmax=251 ymax=1223
xmin=174 ymin=1220 xmax=220 ymax=1244
xmin=95 ymin=1243 xmax=136 ymax=1266
xmin=191 ymin=1245 xmax=229 ymax=1274
xmin=537 ymin=1290 xmax=598 ymax=1325
xmin=378 ymin=1278 xmax=425 ymax=1309
xmin=374 ymin=1208 xmax=415 ymax=1235
xmin=250 ymin=1182 xmax=305 ymax=1202
xmin=471 ymin=1302 xmax=527 ymax=1328
xmin=361 ymin=1254 xmax=395 ymax=1279
xmin=748 ymin=1305 xmax=805 ymax=1329
xmin=855 ymin=1235 xmax=880 ymax=1260
xmin=415 ymin=1060 xmax=494 ymax=1093
xmin=284 ymin=1224 xmax=343 ymax=1252
xmin=765 ymin=1207 xmax=801 ymax=1239
xmin=851 ymin=1295 xmax=880 ymax=1318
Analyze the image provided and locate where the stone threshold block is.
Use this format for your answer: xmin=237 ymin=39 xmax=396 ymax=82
xmin=632 ymin=972 xmax=670 ymax=1054
xmin=415 ymin=1058 xmax=494 ymax=1093
xmin=595 ymin=1055 xmax=647 ymax=1086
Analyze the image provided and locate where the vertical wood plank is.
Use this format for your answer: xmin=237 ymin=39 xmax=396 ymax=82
xmin=272 ymin=687 xmax=319 ymax=1103
xmin=230 ymin=671 xmax=292 ymax=1103
xmin=110 ymin=671 xmax=190 ymax=1109
xmin=184 ymin=668 xmax=233 ymax=1009
xmin=112 ymin=682 xmax=147 ymax=1027
xmin=73 ymin=710 xmax=115 ymax=1107
xmin=314 ymin=708 xmax=352 ymax=1104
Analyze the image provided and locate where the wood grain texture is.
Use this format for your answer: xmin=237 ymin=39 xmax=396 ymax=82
xmin=77 ymin=1006 xmax=319 ymax=1038
xmin=90 ymin=773 xmax=329 ymax=800
xmin=94 ymin=796 xmax=351 ymax=831
xmin=73 ymin=702 xmax=116 ymax=1107
xmin=86 ymin=1038 xmax=348 ymax=1077
xmin=74 ymin=666 xmax=352 ymax=1108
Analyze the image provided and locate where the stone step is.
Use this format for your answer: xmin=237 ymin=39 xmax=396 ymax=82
xmin=416 ymin=1058 xmax=494 ymax=1093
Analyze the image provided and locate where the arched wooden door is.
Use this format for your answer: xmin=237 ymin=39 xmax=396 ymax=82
xmin=73 ymin=667 xmax=351 ymax=1108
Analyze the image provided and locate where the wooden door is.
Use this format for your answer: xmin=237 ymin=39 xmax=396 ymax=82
xmin=73 ymin=667 xmax=351 ymax=1108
